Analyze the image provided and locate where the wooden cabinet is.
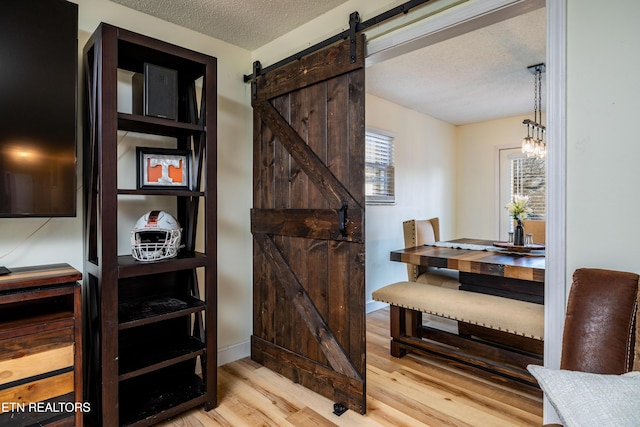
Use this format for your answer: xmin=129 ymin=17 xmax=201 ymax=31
xmin=82 ymin=23 xmax=217 ymax=426
xmin=0 ymin=264 xmax=83 ymax=427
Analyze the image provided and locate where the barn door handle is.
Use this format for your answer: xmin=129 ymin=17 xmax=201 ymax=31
xmin=338 ymin=201 xmax=348 ymax=237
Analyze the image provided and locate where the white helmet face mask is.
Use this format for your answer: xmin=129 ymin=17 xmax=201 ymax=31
xmin=131 ymin=210 xmax=182 ymax=262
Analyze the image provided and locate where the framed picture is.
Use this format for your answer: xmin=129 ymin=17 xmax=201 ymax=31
xmin=137 ymin=147 xmax=191 ymax=190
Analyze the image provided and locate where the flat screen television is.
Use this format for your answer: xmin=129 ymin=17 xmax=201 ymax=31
xmin=0 ymin=0 xmax=78 ymax=217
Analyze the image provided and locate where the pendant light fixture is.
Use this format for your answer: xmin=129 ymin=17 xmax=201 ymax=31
xmin=522 ymin=63 xmax=546 ymax=159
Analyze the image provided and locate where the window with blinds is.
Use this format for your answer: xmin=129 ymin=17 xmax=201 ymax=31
xmin=510 ymin=156 xmax=546 ymax=220
xmin=365 ymin=130 xmax=395 ymax=204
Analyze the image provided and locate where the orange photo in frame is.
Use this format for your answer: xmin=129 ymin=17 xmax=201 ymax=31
xmin=146 ymin=158 xmax=184 ymax=184
xmin=137 ymin=147 xmax=191 ymax=190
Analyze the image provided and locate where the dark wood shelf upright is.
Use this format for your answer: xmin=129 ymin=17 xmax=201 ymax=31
xmin=82 ymin=23 xmax=217 ymax=427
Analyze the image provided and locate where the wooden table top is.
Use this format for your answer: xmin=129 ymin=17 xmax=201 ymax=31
xmin=390 ymin=239 xmax=545 ymax=283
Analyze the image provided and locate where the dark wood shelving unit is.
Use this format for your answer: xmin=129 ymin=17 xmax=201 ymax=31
xmin=83 ymin=23 xmax=217 ymax=427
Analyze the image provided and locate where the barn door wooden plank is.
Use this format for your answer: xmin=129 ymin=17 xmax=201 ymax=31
xmin=252 ymin=89 xmax=276 ymax=347
xmin=252 ymin=35 xmax=366 ymax=414
xmin=251 ymin=208 xmax=363 ymax=242
xmin=306 ymin=81 xmax=330 ymax=364
xmin=254 ymin=36 xmax=364 ymax=102
xmin=252 ymin=100 xmax=361 ymax=210
xmin=254 ymin=233 xmax=362 ymax=381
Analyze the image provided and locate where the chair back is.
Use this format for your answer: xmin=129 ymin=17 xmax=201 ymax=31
xmin=402 ymin=218 xmax=439 ymax=281
xmin=522 ymin=220 xmax=546 ymax=244
xmin=561 ymin=268 xmax=638 ymax=374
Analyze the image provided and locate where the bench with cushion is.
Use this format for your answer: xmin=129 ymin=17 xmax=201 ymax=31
xmin=374 ymin=218 xmax=544 ymax=388
xmin=373 ymin=281 xmax=544 ymax=387
xmin=373 ymin=281 xmax=544 ymax=340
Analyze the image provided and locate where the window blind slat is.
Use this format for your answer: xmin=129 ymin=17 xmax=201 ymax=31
xmin=510 ymin=157 xmax=546 ymax=220
xmin=365 ymin=130 xmax=395 ymax=204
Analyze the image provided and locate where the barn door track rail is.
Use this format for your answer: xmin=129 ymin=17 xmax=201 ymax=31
xmin=243 ymin=0 xmax=435 ymax=83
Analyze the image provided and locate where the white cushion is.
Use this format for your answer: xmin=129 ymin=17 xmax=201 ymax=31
xmin=372 ymin=281 xmax=544 ymax=340
xmin=528 ymin=365 xmax=640 ymax=427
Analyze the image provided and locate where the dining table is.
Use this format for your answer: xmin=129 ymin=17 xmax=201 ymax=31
xmin=390 ymin=238 xmax=545 ymax=304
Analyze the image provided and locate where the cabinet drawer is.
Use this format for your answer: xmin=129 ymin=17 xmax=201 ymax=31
xmin=0 ymin=371 xmax=74 ymax=411
xmin=0 ymin=345 xmax=74 ymax=386
xmin=0 ymin=328 xmax=74 ymax=386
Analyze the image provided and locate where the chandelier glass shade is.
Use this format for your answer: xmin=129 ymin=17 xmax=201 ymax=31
xmin=522 ymin=64 xmax=546 ymax=159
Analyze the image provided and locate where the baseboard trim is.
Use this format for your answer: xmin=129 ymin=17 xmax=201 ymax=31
xmin=218 ymin=301 xmax=388 ymax=366
xmin=367 ymin=299 xmax=388 ymax=314
xmin=218 ymin=339 xmax=251 ymax=366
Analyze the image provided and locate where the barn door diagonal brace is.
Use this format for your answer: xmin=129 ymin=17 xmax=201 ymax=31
xmin=253 ymin=100 xmax=362 ymax=210
xmin=253 ymin=232 xmax=364 ymax=382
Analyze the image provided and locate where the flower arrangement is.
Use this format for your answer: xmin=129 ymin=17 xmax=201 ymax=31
xmin=506 ymin=195 xmax=533 ymax=221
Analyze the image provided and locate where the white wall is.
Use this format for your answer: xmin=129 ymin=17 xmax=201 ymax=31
xmin=365 ymin=94 xmax=457 ymax=307
xmin=566 ymin=0 xmax=640 ymax=278
xmin=0 ymin=0 xmax=254 ymax=360
xmin=455 ymin=114 xmax=538 ymax=240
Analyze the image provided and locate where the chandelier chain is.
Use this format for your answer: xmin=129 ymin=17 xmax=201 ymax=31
xmin=534 ymin=68 xmax=538 ymax=125
xmin=537 ymin=68 xmax=542 ymax=138
xmin=521 ymin=63 xmax=546 ymax=159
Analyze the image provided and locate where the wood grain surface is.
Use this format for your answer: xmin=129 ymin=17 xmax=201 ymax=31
xmin=157 ymin=308 xmax=543 ymax=426
xmin=390 ymin=243 xmax=545 ymax=282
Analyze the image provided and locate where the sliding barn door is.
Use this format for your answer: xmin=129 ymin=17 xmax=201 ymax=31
xmin=251 ymin=35 xmax=366 ymax=413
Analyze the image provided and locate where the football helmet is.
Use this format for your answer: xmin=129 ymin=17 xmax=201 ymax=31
xmin=131 ymin=210 xmax=182 ymax=262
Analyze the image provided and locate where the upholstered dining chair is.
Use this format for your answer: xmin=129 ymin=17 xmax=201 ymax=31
xmin=528 ymin=268 xmax=640 ymax=427
xmin=521 ymin=220 xmax=546 ymax=244
xmin=402 ymin=218 xmax=459 ymax=289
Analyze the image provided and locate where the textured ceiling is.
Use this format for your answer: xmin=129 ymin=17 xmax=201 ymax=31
xmin=366 ymin=7 xmax=546 ymax=125
xmin=109 ymin=0 xmax=351 ymax=50
xmin=109 ymin=0 xmax=545 ymax=126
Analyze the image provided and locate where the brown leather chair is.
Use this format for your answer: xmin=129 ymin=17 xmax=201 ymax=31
xmin=541 ymin=267 xmax=639 ymax=426
xmin=560 ymin=268 xmax=637 ymax=374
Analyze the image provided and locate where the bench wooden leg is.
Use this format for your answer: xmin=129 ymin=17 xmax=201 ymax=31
xmin=390 ymin=305 xmax=421 ymax=358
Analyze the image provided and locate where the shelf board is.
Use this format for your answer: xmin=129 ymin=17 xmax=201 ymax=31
xmin=117 ymin=252 xmax=207 ymax=278
xmin=119 ymin=295 xmax=205 ymax=330
xmin=119 ymin=371 xmax=206 ymax=427
xmin=116 ymin=32 xmax=210 ymax=81
xmin=119 ymin=336 xmax=205 ymax=381
xmin=117 ymin=188 xmax=205 ymax=197
xmin=118 ymin=112 xmax=203 ymax=137
xmin=0 ymin=286 xmax=74 ymax=305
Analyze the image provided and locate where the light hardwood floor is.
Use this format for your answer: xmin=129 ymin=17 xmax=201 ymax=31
xmin=158 ymin=307 xmax=543 ymax=427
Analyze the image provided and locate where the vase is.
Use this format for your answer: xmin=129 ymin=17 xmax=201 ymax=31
xmin=514 ymin=220 xmax=525 ymax=246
